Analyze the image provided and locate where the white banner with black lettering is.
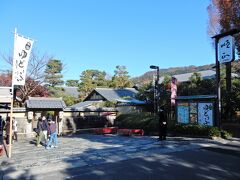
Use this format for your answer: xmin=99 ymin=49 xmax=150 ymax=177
xmin=12 ymin=34 xmax=34 ymax=85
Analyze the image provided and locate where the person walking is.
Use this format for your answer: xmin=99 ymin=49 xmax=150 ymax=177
xmin=41 ymin=116 xmax=49 ymax=145
xmin=0 ymin=115 xmax=3 ymax=137
xmin=12 ymin=117 xmax=18 ymax=142
xmin=0 ymin=116 xmax=5 ymax=143
xmin=46 ymin=119 xmax=58 ymax=149
xmin=5 ymin=117 xmax=11 ymax=145
xmin=159 ymin=106 xmax=167 ymax=141
xmin=36 ymin=116 xmax=48 ymax=147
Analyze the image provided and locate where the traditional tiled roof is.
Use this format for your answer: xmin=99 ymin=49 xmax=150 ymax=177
xmin=69 ymin=100 xmax=101 ymax=109
xmin=69 ymin=88 xmax=146 ymax=110
xmin=173 ymin=70 xmax=216 ymax=82
xmin=63 ymin=87 xmax=79 ymax=98
xmin=26 ymin=97 xmax=66 ymax=109
xmin=86 ymin=88 xmax=141 ymax=102
xmin=158 ymin=70 xmax=239 ymax=83
xmin=66 ymin=100 xmax=115 ymax=112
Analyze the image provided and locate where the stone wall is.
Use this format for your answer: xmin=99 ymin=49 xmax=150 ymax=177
xmin=0 ymin=108 xmax=34 ymax=139
xmin=62 ymin=110 xmax=117 ymax=134
xmin=0 ymin=108 xmax=117 ymax=138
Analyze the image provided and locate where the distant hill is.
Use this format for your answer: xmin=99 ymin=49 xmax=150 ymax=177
xmin=132 ymin=64 xmax=215 ymax=85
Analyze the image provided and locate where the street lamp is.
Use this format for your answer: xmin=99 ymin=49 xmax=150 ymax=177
xmin=150 ymin=65 xmax=167 ymax=141
xmin=150 ymin=65 xmax=159 ymax=114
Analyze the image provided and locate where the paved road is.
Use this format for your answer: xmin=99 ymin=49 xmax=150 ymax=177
xmin=0 ymin=134 xmax=239 ymax=180
xmin=48 ymin=147 xmax=240 ymax=180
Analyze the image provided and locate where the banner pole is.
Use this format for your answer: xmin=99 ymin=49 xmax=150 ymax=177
xmin=8 ymin=28 xmax=17 ymax=158
xmin=8 ymin=89 xmax=14 ymax=158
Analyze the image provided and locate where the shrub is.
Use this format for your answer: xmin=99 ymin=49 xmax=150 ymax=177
xmin=144 ymin=117 xmax=158 ymax=134
xmin=115 ymin=114 xmax=232 ymax=139
xmin=185 ymin=125 xmax=210 ymax=136
xmin=221 ymin=130 xmax=232 ymax=139
xmin=208 ymin=127 xmax=221 ymax=137
xmin=172 ymin=124 xmax=223 ymax=138
xmin=115 ymin=112 xmax=157 ymax=134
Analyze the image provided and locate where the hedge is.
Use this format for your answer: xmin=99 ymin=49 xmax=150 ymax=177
xmin=115 ymin=113 xmax=232 ymax=139
xmin=115 ymin=113 xmax=158 ymax=134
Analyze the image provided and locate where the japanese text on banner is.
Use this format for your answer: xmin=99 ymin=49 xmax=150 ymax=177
xmin=12 ymin=34 xmax=34 ymax=85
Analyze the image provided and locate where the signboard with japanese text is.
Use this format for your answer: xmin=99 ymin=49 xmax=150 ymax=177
xmin=189 ymin=103 xmax=197 ymax=124
xmin=198 ymin=103 xmax=213 ymax=126
xmin=218 ymin=35 xmax=234 ymax=63
xmin=177 ymin=103 xmax=189 ymax=124
xmin=189 ymin=103 xmax=197 ymax=114
xmin=12 ymin=34 xmax=34 ymax=85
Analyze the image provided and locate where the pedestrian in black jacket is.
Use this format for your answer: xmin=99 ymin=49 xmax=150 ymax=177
xmin=0 ymin=116 xmax=4 ymax=136
xmin=159 ymin=106 xmax=167 ymax=141
xmin=36 ymin=116 xmax=49 ymax=147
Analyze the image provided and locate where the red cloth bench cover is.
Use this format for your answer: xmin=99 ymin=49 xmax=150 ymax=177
xmin=117 ymin=129 xmax=144 ymax=136
xmin=95 ymin=127 xmax=118 ymax=134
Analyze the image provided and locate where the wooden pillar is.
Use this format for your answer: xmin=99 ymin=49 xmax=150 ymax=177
xmin=226 ymin=62 xmax=232 ymax=121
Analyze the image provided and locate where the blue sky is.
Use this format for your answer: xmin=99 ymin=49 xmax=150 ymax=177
xmin=0 ymin=0 xmax=214 ymax=80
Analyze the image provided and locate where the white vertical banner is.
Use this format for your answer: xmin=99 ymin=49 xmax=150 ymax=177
xmin=12 ymin=33 xmax=34 ymax=85
xmin=171 ymin=77 xmax=177 ymax=106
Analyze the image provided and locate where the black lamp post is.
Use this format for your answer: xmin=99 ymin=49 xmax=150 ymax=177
xmin=150 ymin=65 xmax=160 ymax=114
xmin=150 ymin=65 xmax=166 ymax=141
xmin=150 ymin=65 xmax=168 ymax=141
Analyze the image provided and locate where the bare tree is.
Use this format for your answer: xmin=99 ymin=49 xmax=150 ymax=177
xmin=0 ymin=49 xmax=52 ymax=103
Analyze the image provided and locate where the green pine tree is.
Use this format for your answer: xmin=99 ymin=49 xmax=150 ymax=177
xmin=45 ymin=59 xmax=64 ymax=87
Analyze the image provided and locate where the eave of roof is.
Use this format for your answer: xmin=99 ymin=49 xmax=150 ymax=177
xmin=116 ymin=99 xmax=146 ymax=106
xmin=69 ymin=100 xmax=102 ymax=109
xmin=176 ymin=95 xmax=217 ymax=100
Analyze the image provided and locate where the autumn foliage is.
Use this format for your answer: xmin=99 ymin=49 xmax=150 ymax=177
xmin=0 ymin=72 xmax=12 ymax=87
xmin=208 ymin=0 xmax=240 ymax=54
xmin=0 ymin=72 xmax=49 ymax=104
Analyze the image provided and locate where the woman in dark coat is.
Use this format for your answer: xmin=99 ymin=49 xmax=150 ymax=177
xmin=159 ymin=106 xmax=167 ymax=141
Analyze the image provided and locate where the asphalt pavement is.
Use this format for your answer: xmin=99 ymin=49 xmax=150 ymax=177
xmin=0 ymin=134 xmax=239 ymax=180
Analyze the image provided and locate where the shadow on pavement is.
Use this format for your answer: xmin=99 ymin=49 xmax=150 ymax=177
xmin=60 ymin=148 xmax=240 ymax=180
xmin=1 ymin=134 xmax=240 ymax=180
xmin=1 ymin=161 xmax=36 ymax=180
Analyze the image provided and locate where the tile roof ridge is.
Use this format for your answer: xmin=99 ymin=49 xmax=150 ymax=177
xmin=95 ymin=87 xmax=135 ymax=90
xmin=28 ymin=97 xmax=63 ymax=100
xmin=96 ymin=87 xmax=122 ymax=89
